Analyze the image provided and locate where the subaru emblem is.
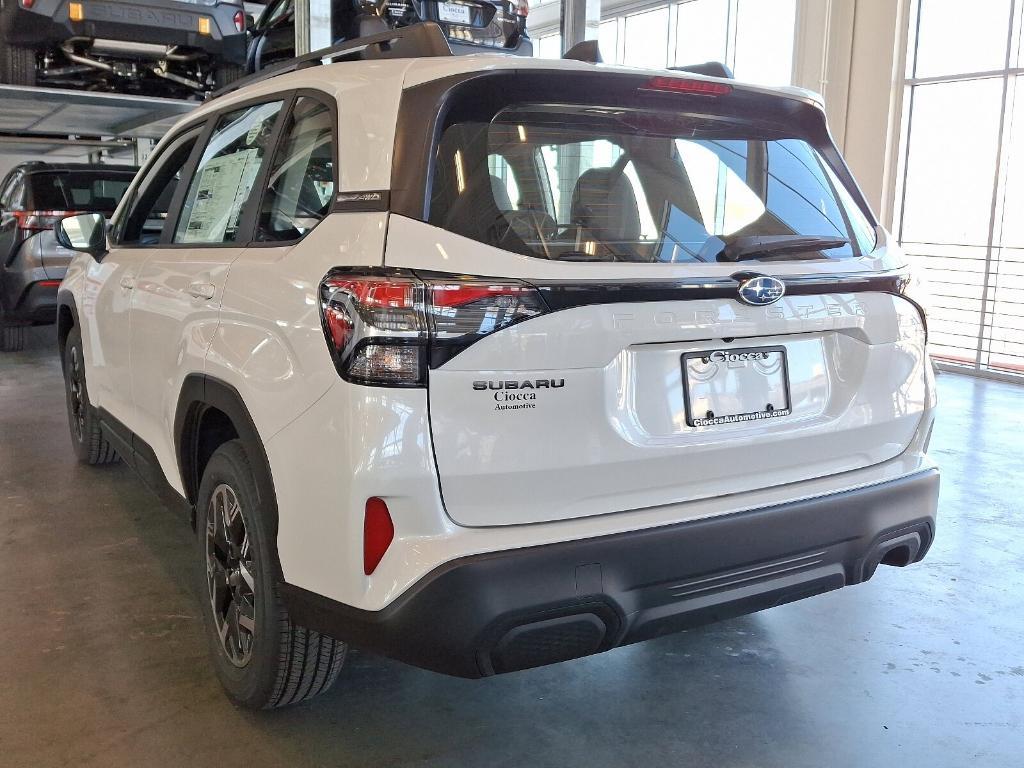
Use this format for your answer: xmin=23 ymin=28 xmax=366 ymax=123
xmin=736 ymin=275 xmax=786 ymax=306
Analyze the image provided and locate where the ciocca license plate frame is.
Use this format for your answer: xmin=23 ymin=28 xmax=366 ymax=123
xmin=681 ymin=345 xmax=792 ymax=428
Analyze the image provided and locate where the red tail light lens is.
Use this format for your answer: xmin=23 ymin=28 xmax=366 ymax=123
xmin=320 ymin=273 xmax=426 ymax=386
xmin=16 ymin=210 xmax=80 ymax=234
xmin=233 ymin=9 xmax=245 ymax=32
xmin=319 ymin=270 xmax=547 ymax=387
xmin=426 ymin=280 xmax=545 ymax=339
xmin=516 ymin=0 xmax=529 ymax=17
xmin=642 ymin=76 xmax=732 ymax=96
xmin=363 ymin=497 xmax=394 ymax=575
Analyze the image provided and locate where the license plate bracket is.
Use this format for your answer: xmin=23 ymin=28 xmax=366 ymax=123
xmin=681 ymin=346 xmax=792 ymax=427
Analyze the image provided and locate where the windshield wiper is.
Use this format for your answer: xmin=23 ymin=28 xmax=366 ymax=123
xmin=715 ymin=235 xmax=849 ymax=262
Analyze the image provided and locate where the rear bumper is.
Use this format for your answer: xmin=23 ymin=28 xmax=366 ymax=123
xmin=2 ymin=2 xmax=247 ymax=64
xmin=281 ymin=468 xmax=939 ymax=678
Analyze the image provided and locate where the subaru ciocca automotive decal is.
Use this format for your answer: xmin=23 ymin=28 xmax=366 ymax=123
xmin=736 ymin=275 xmax=786 ymax=306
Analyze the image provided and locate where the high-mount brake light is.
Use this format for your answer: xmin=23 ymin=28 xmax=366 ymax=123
xmin=643 ymin=76 xmax=733 ymax=96
xmin=318 ymin=271 xmax=548 ymax=386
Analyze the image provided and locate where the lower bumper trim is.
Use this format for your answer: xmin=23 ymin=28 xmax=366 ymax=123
xmin=281 ymin=468 xmax=939 ymax=678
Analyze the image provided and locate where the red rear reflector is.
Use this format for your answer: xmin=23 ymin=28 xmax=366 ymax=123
xmin=643 ymin=76 xmax=732 ymax=96
xmin=38 ymin=280 xmax=62 ymax=288
xmin=363 ymin=497 xmax=394 ymax=575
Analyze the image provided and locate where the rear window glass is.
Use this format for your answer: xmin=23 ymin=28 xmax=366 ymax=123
xmin=27 ymin=171 xmax=134 ymax=212
xmin=428 ymin=103 xmax=876 ymax=263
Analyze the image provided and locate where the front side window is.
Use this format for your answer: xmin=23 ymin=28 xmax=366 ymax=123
xmin=174 ymin=101 xmax=284 ymax=245
xmin=429 ymin=102 xmax=876 ymax=263
xmin=255 ymin=96 xmax=334 ymax=242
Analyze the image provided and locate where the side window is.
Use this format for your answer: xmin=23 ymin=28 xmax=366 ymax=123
xmin=0 ymin=174 xmax=17 ymax=210
xmin=5 ymin=176 xmax=26 ymax=212
xmin=173 ymin=101 xmax=284 ymax=245
xmin=255 ymin=96 xmax=335 ymax=242
xmin=117 ymin=126 xmax=202 ymax=245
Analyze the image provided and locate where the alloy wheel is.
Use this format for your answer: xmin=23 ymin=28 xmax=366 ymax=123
xmin=205 ymin=484 xmax=257 ymax=668
xmin=67 ymin=345 xmax=86 ymax=443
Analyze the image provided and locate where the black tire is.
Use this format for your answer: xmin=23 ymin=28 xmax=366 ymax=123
xmin=0 ymin=324 xmax=26 ymax=352
xmin=62 ymin=326 xmax=119 ymax=465
xmin=0 ymin=42 xmax=37 ymax=87
xmin=197 ymin=439 xmax=345 ymax=709
xmin=213 ymin=62 xmax=245 ymax=91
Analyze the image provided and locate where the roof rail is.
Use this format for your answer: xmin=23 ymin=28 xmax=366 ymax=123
xmin=210 ymin=22 xmax=454 ymax=100
xmin=669 ymin=61 xmax=734 ymax=79
xmin=562 ymin=40 xmax=603 ymax=64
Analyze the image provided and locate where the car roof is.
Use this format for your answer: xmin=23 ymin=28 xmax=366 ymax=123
xmin=196 ymin=51 xmax=824 ymax=120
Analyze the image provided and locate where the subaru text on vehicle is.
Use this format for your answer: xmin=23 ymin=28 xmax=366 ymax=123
xmin=53 ymin=25 xmax=939 ymax=709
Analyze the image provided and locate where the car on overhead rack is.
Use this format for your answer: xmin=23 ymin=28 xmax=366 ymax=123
xmin=54 ymin=23 xmax=938 ymax=709
xmin=0 ymin=0 xmax=249 ymax=98
xmin=247 ymin=0 xmax=531 ymax=72
xmin=0 ymin=162 xmax=138 ymax=352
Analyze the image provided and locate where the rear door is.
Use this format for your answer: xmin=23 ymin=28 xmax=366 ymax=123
xmin=129 ymin=98 xmax=287 ymax=476
xmin=387 ymin=75 xmax=930 ymax=527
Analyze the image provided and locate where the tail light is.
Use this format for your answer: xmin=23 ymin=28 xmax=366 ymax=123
xmin=233 ymin=9 xmax=245 ymax=32
xmin=15 ymin=210 xmax=80 ymax=234
xmin=516 ymin=0 xmax=529 ymax=17
xmin=642 ymin=76 xmax=732 ymax=96
xmin=319 ymin=269 xmax=547 ymax=386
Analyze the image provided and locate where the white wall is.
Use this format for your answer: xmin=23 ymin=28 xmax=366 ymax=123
xmin=793 ymin=0 xmax=910 ymax=228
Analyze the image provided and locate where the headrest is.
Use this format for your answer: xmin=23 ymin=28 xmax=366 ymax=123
xmin=490 ymin=174 xmax=514 ymax=211
xmin=569 ymin=167 xmax=641 ymax=243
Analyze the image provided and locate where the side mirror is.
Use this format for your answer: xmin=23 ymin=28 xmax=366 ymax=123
xmin=55 ymin=213 xmax=107 ymax=258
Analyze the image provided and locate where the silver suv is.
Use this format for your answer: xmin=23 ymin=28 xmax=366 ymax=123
xmin=0 ymin=163 xmax=137 ymax=351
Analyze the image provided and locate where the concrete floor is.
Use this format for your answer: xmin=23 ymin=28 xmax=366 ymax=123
xmin=1 ymin=326 xmax=1022 ymax=768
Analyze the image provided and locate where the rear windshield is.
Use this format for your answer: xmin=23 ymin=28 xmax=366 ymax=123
xmin=27 ymin=171 xmax=135 ymax=213
xmin=428 ymin=103 xmax=876 ymax=263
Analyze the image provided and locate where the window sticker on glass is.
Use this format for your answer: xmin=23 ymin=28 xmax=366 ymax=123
xmin=173 ymin=101 xmax=283 ymax=245
xmin=181 ymin=150 xmax=263 ymax=243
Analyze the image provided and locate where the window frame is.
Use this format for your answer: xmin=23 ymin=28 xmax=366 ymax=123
xmin=109 ymin=87 xmax=339 ymax=250
xmin=248 ymin=92 xmax=340 ymax=248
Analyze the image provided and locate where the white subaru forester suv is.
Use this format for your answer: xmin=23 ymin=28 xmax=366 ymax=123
xmin=54 ymin=24 xmax=939 ymax=709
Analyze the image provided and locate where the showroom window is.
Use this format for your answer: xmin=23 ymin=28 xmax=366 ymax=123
xmin=534 ymin=0 xmax=796 ymax=86
xmin=894 ymin=0 xmax=1024 ymax=376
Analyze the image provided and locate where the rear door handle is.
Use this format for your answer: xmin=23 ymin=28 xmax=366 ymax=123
xmin=119 ymin=276 xmax=135 ymax=291
xmin=186 ymin=282 xmax=216 ymax=300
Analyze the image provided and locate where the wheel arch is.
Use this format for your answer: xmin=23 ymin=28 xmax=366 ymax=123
xmin=174 ymin=375 xmax=280 ymax=550
xmin=56 ymin=292 xmax=79 ymax=366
